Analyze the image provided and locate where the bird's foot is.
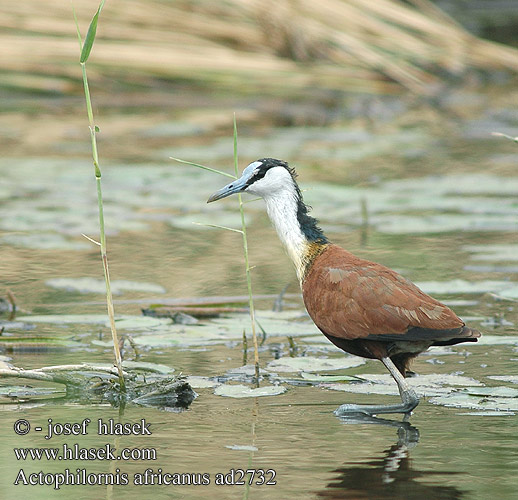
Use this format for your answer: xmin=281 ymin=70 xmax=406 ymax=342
xmin=334 ymin=396 xmax=419 ymax=418
xmin=333 ymin=403 xmax=378 ymax=417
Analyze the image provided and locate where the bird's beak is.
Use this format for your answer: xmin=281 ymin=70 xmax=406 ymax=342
xmin=207 ymin=176 xmax=248 ymax=203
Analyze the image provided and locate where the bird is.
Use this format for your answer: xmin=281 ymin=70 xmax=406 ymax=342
xmin=207 ymin=158 xmax=481 ymax=416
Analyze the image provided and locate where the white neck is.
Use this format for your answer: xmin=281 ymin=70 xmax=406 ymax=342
xmin=263 ymin=191 xmax=308 ymax=282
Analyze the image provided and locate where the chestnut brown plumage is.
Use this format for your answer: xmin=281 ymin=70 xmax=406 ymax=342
xmin=208 ymin=158 xmax=480 ymax=416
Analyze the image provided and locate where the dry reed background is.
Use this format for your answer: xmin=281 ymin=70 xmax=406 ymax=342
xmin=2 ymin=0 xmax=518 ymax=97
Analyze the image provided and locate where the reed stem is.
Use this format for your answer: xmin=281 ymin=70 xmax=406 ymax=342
xmin=75 ymin=1 xmax=125 ymax=391
xmin=233 ymin=116 xmax=260 ymax=385
xmin=171 ymin=116 xmax=261 ymax=385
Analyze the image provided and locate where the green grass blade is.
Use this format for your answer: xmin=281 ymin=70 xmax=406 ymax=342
xmin=492 ymin=132 xmax=518 ymax=143
xmin=72 ymin=7 xmax=83 ymax=50
xmin=192 ymin=222 xmax=243 ymax=233
xmin=170 ymin=157 xmax=236 ymax=179
xmin=233 ymin=115 xmax=260 ymax=384
xmin=233 ymin=113 xmax=239 ymax=177
xmin=80 ymin=0 xmax=106 ymax=63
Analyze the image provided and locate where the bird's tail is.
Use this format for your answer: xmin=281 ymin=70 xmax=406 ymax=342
xmin=432 ymin=326 xmax=481 ymax=346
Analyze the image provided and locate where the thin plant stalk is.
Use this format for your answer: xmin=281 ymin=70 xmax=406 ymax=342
xmin=170 ymin=118 xmax=261 ymax=385
xmin=75 ymin=0 xmax=125 ymax=391
xmin=233 ymin=115 xmax=260 ymax=385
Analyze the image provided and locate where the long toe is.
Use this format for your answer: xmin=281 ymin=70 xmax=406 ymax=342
xmin=334 ymin=399 xmax=419 ymax=417
xmin=334 ymin=404 xmax=377 ymax=417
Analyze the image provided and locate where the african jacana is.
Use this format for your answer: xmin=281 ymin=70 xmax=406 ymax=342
xmin=208 ymin=158 xmax=480 ymax=416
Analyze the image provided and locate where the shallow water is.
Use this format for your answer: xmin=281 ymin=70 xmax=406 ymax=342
xmin=1 ymin=85 xmax=518 ymax=499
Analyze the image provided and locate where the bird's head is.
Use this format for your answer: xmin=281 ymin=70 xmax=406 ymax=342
xmin=207 ymin=158 xmax=296 ymax=203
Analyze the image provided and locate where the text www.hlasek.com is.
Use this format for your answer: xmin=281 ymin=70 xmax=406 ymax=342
xmin=13 ymin=418 xmax=277 ymax=489
xmin=13 ymin=444 xmax=277 ymax=489
xmin=14 ymin=443 xmax=156 ymax=461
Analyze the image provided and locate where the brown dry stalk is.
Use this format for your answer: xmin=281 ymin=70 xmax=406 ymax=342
xmin=2 ymin=0 xmax=517 ymax=95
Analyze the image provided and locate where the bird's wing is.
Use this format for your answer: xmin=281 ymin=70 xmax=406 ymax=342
xmin=302 ymin=246 xmax=464 ymax=341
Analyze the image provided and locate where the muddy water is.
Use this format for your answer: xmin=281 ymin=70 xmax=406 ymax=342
xmin=1 ymin=86 xmax=518 ymax=499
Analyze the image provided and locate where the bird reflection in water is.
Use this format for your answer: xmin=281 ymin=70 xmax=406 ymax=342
xmin=316 ymin=415 xmax=465 ymax=499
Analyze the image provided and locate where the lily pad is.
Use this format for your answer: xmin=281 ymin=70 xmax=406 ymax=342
xmin=487 ymin=375 xmax=518 ymax=384
xmin=226 ymin=365 xmax=271 ymax=377
xmin=324 ymin=381 xmax=409 ymax=397
xmin=46 ymin=277 xmax=166 ymax=295
xmin=415 ymin=279 xmax=518 ymax=295
xmin=113 ymin=316 xmax=173 ymax=330
xmin=369 ymin=214 xmax=518 ymax=234
xmin=429 ymin=393 xmax=518 ymax=411
xmin=0 ymin=336 xmax=77 ymax=349
xmin=358 ymin=373 xmax=482 ymax=387
xmin=16 ymin=314 xmax=111 ymax=325
xmin=0 ymin=386 xmax=65 ymax=398
xmin=185 ymin=376 xmax=221 ymax=389
xmin=225 ymin=444 xmax=258 ymax=452
xmin=132 ymin=324 xmax=244 ymax=347
xmin=1 ymin=233 xmax=90 ymax=251
xmin=463 ymin=245 xmax=518 ymax=262
xmin=212 ymin=311 xmax=320 ymax=338
xmin=300 ymin=372 xmax=361 ymax=382
xmin=15 ymin=314 xmax=175 ymax=332
xmin=267 ymin=356 xmax=365 ymax=373
xmin=214 ymin=384 xmax=286 ymax=398
xmin=121 ymin=360 xmax=174 ymax=374
xmin=457 ymin=411 xmax=516 ymax=416
xmin=476 ymin=336 xmax=518 ymax=346
xmin=460 ymin=386 xmax=518 ymax=398
xmin=323 ymin=373 xmax=482 ymax=398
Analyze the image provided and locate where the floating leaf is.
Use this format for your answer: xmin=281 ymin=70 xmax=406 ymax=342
xmin=361 ymin=373 xmax=482 ymax=387
xmin=324 ymin=373 xmax=483 ymax=398
xmin=132 ymin=324 xmax=244 ymax=347
xmin=0 ymin=336 xmax=76 ymax=349
xmin=267 ymin=356 xmax=365 ymax=373
xmin=370 ymin=214 xmax=518 ymax=234
xmin=324 ymin=381 xmax=406 ymax=397
xmin=214 ymin=384 xmax=286 ymax=398
xmin=16 ymin=314 xmax=113 ymax=325
xmin=457 ymin=411 xmax=516 ymax=416
xmin=429 ymin=393 xmax=518 ymax=411
xmin=487 ymin=375 xmax=518 ymax=384
xmin=300 ymin=372 xmax=361 ymax=382
xmin=185 ymin=376 xmax=221 ymax=389
xmin=476 ymin=336 xmax=518 ymax=346
xmin=46 ymin=277 xmax=166 ymax=295
xmin=1 ymin=233 xmax=90 ymax=251
xmin=415 ymin=279 xmax=518 ymax=295
xmin=460 ymin=386 xmax=518 ymax=398
xmin=463 ymin=244 xmax=518 ymax=262
xmin=112 ymin=316 xmax=173 ymax=330
xmin=226 ymin=364 xmax=271 ymax=377
xmin=121 ymin=360 xmax=174 ymax=374
xmin=212 ymin=312 xmax=320 ymax=338
xmin=0 ymin=386 xmax=65 ymax=398
xmin=225 ymin=444 xmax=258 ymax=452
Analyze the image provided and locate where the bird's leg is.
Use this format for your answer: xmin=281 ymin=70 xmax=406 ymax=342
xmin=334 ymin=356 xmax=419 ymax=417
